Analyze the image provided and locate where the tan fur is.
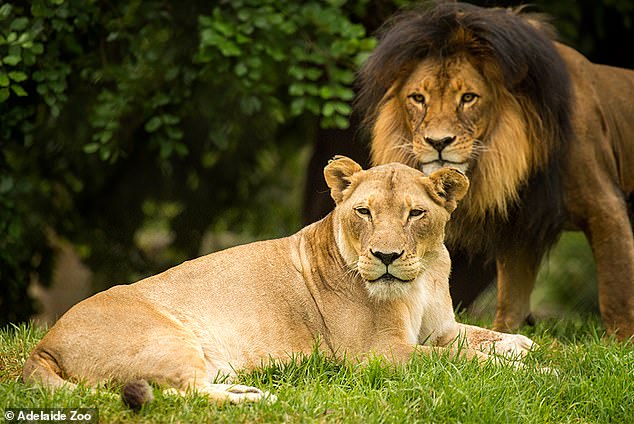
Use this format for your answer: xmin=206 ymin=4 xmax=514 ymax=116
xmin=23 ymin=158 xmax=536 ymax=404
xmin=370 ymin=43 xmax=634 ymax=338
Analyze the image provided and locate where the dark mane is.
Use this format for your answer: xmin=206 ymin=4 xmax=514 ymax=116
xmin=356 ymin=2 xmax=568 ymax=140
xmin=355 ymin=2 xmax=574 ymax=257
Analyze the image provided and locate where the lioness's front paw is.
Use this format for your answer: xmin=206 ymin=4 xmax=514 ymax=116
xmin=218 ymin=384 xmax=278 ymax=404
xmin=478 ymin=333 xmax=536 ymax=359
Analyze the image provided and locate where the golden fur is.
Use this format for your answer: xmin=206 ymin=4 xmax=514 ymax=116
xmin=23 ymin=157 xmax=536 ymax=404
xmin=357 ymin=3 xmax=634 ymax=337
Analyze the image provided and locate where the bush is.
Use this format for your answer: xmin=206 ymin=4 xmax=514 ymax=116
xmin=0 ymin=0 xmax=376 ymax=326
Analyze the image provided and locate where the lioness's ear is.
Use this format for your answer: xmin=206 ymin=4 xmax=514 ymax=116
xmin=426 ymin=168 xmax=470 ymax=213
xmin=324 ymin=155 xmax=363 ymax=203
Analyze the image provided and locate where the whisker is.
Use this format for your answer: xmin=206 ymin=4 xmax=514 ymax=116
xmin=387 ymin=141 xmax=413 ymax=153
xmin=331 ymin=263 xmax=361 ymax=290
xmin=470 ymin=139 xmax=497 ymax=159
xmin=386 ymin=140 xmax=416 ymax=164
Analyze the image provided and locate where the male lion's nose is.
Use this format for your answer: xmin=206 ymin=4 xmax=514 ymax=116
xmin=424 ymin=135 xmax=456 ymax=152
xmin=371 ymin=250 xmax=404 ymax=265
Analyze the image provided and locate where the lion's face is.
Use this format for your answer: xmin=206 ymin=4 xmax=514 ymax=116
xmin=400 ymin=57 xmax=493 ymax=176
xmin=324 ymin=157 xmax=469 ymax=300
xmin=371 ymin=54 xmax=535 ymax=217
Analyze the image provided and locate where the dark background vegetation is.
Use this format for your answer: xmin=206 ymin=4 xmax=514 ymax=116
xmin=1 ymin=0 xmax=632 ymax=326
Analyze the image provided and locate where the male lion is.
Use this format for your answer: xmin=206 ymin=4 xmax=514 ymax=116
xmin=23 ymin=157 xmax=535 ymax=405
xmin=356 ymin=2 xmax=634 ymax=338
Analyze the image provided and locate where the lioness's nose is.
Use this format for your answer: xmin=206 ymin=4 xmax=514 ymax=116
xmin=371 ymin=250 xmax=404 ymax=265
xmin=424 ymin=135 xmax=455 ymax=152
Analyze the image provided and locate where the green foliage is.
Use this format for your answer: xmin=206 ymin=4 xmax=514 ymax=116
xmin=196 ymin=0 xmax=374 ymax=130
xmin=0 ymin=169 xmax=48 ymax=325
xmin=0 ymin=0 xmax=100 ymax=325
xmin=0 ymin=0 xmax=377 ymax=325
xmin=0 ymin=1 xmax=93 ymax=121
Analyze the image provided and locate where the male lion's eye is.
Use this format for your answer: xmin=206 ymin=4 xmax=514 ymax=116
xmin=409 ymin=209 xmax=426 ymax=218
xmin=409 ymin=93 xmax=426 ymax=104
xmin=461 ymin=92 xmax=478 ymax=103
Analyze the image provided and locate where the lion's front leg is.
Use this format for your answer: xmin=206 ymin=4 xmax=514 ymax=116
xmin=580 ymin=193 xmax=634 ymax=338
xmin=457 ymin=323 xmax=536 ymax=359
xmin=493 ymin=249 xmax=541 ymax=332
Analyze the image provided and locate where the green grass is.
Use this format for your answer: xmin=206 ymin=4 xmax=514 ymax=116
xmin=1 ymin=319 xmax=632 ymax=423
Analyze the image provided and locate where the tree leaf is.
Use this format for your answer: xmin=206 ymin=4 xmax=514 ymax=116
xmin=0 ymin=88 xmax=9 ymax=102
xmin=8 ymin=71 xmax=27 ymax=82
xmin=145 ymin=116 xmax=162 ymax=133
xmin=10 ymin=17 xmax=29 ymax=31
xmin=83 ymin=143 xmax=100 ymax=154
xmin=3 ymin=55 xmax=21 ymax=66
xmin=11 ymin=84 xmax=27 ymax=96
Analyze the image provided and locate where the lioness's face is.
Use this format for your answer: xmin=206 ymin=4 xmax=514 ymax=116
xmin=400 ymin=57 xmax=493 ymax=175
xmin=324 ymin=157 xmax=468 ymax=300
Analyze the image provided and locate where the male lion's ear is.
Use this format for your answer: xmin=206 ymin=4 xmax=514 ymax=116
xmin=324 ymin=155 xmax=363 ymax=203
xmin=426 ymin=168 xmax=470 ymax=213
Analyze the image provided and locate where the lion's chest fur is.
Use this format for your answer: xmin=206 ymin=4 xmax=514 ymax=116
xmin=302 ymin=246 xmax=458 ymax=353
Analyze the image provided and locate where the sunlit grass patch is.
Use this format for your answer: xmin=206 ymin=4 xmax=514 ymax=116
xmin=1 ymin=321 xmax=632 ymax=423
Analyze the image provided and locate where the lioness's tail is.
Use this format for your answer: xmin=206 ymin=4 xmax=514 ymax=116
xmin=121 ymin=380 xmax=154 ymax=410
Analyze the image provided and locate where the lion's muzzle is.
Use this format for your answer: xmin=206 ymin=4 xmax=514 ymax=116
xmin=358 ymin=250 xmax=421 ymax=287
xmin=365 ymin=250 xmax=412 ymax=283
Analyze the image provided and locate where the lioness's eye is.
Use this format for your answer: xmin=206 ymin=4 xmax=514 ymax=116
xmin=461 ymin=92 xmax=478 ymax=103
xmin=409 ymin=93 xmax=426 ymax=104
xmin=409 ymin=209 xmax=426 ymax=218
xmin=355 ymin=207 xmax=371 ymax=217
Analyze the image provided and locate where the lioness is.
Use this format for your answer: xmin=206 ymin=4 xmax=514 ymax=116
xmin=23 ymin=157 xmax=534 ymax=404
